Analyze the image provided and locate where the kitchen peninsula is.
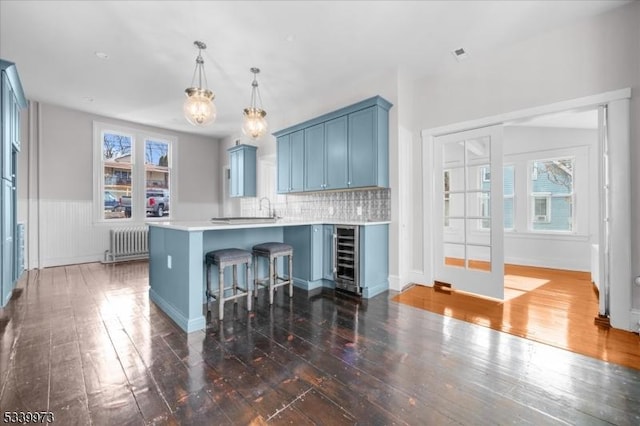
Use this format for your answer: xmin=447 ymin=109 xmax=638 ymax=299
xmin=148 ymin=219 xmax=389 ymax=332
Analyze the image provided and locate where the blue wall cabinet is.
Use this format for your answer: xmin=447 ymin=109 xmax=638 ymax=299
xmin=274 ymin=96 xmax=391 ymax=194
xmin=277 ymin=130 xmax=304 ymax=193
xmin=1 ymin=59 xmax=27 ymax=307
xmin=228 ymin=144 xmax=257 ymax=198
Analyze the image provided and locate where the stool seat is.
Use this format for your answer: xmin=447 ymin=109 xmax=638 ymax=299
xmin=205 ymin=248 xmax=252 ymax=320
xmin=252 ymin=242 xmax=293 ymax=256
xmin=206 ymin=248 xmax=252 ymax=265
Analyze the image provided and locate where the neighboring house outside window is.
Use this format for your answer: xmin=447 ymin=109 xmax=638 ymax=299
xmin=94 ymin=122 xmax=175 ymax=222
xmin=530 ymin=158 xmax=574 ymax=232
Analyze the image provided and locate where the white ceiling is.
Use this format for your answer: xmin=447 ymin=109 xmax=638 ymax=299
xmin=0 ymin=1 xmax=629 ymax=139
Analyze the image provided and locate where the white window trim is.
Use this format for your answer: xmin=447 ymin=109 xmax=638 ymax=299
xmin=93 ymin=121 xmax=177 ymax=224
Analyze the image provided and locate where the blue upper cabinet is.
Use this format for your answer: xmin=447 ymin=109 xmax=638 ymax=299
xmin=1 ymin=59 xmax=26 ymax=308
xmin=274 ymin=96 xmax=392 ymax=194
xmin=227 ymin=144 xmax=257 ymax=198
xmin=277 ymin=130 xmax=304 ymax=193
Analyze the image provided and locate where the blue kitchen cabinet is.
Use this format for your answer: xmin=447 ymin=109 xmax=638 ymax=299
xmin=275 ymin=96 xmax=391 ymax=193
xmin=1 ymin=59 xmax=26 ymax=308
xmin=228 ymin=144 xmax=257 ymax=198
xmin=283 ymin=225 xmax=324 ymax=290
xmin=277 ymin=130 xmax=304 ymax=193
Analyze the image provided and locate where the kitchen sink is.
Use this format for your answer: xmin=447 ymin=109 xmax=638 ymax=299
xmin=210 ymin=216 xmax=279 ymax=224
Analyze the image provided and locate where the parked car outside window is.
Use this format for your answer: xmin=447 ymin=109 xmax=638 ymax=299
xmin=104 ymin=191 xmax=121 ymax=211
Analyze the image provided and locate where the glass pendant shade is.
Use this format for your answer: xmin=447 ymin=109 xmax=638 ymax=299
xmin=184 ymin=88 xmax=216 ymax=126
xmin=242 ymin=67 xmax=268 ymax=139
xmin=242 ymin=107 xmax=268 ymax=139
xmin=184 ymin=41 xmax=216 ymax=126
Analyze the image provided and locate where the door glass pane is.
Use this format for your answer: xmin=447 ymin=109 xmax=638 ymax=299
xmin=443 ymin=218 xmax=464 ymax=243
xmin=447 ymin=193 xmax=465 ymax=217
xmin=466 ymin=192 xmax=489 ymax=218
xmin=144 ymin=140 xmax=170 ymax=218
xmin=443 ymin=140 xmax=465 ymax=168
xmin=103 ymin=132 xmax=132 ymax=220
xmin=467 ymin=245 xmax=491 ymax=272
xmin=467 ymin=164 xmax=490 ymax=191
xmin=466 ymin=219 xmax=490 ymax=246
xmin=465 ymin=136 xmax=490 ymax=166
xmin=445 ymin=167 xmax=465 ymax=192
xmin=444 ymin=243 xmax=465 ymax=268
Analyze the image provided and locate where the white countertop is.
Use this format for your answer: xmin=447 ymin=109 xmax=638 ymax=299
xmin=148 ymin=218 xmax=391 ymax=232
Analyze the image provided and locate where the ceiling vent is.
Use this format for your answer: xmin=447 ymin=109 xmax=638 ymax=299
xmin=452 ymin=47 xmax=469 ymax=61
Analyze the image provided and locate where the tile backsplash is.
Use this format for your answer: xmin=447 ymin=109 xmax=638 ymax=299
xmin=241 ymin=188 xmax=390 ymax=221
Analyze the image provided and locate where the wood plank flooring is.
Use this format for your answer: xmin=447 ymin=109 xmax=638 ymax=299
xmin=1 ymin=261 xmax=639 ymax=425
xmin=394 ymin=264 xmax=640 ymax=370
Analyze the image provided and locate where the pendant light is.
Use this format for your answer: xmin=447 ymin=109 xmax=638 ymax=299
xmin=242 ymin=67 xmax=268 ymax=139
xmin=184 ymin=41 xmax=216 ymax=126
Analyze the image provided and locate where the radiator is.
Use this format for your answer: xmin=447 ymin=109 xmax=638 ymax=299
xmin=103 ymin=226 xmax=149 ymax=263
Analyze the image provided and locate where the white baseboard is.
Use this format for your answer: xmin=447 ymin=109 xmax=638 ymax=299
xmin=388 ymin=275 xmax=402 ymax=292
xmin=42 ymin=254 xmax=103 ymax=268
xmin=505 ymin=256 xmax=588 ymax=273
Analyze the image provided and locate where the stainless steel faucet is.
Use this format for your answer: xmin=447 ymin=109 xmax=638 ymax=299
xmin=259 ymin=197 xmax=274 ymax=218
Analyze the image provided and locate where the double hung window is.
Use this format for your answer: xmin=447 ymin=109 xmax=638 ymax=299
xmin=94 ymin=122 xmax=175 ymax=222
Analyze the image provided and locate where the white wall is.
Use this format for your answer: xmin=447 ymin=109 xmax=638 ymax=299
xmin=412 ymin=2 xmax=640 ymax=309
xmin=17 ymin=102 xmax=221 ymax=268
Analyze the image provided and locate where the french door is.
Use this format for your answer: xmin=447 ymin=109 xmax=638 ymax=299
xmin=434 ymin=125 xmax=504 ymax=300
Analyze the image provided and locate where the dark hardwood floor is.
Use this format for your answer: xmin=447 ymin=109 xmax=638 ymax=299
xmin=1 ymin=262 xmax=640 ymax=425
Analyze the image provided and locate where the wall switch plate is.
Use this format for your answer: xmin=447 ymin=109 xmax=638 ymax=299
xmin=357 ymin=206 xmax=362 ymax=216
xmin=167 ymin=255 xmax=172 ymax=269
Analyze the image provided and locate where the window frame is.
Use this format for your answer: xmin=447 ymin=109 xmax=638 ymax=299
xmin=527 ymin=156 xmax=575 ymax=233
xmin=93 ymin=121 xmax=177 ymax=224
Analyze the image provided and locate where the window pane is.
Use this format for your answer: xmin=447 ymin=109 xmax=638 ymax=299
xmin=503 ymin=165 xmax=514 ymax=196
xmin=144 ymin=140 xmax=170 ymax=218
xmin=103 ymin=132 xmax=132 ymax=220
xmin=504 ymin=197 xmax=514 ymax=229
xmin=530 ymin=158 xmax=574 ymax=231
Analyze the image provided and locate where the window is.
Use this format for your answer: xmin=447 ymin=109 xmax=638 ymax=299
xmin=94 ymin=122 xmax=175 ymax=222
xmin=529 ymin=158 xmax=574 ymax=232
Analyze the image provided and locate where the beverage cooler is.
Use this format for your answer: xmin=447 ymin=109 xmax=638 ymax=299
xmin=333 ymin=225 xmax=360 ymax=295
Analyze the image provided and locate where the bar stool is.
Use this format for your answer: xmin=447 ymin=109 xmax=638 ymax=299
xmin=205 ymin=248 xmax=252 ymax=320
xmin=252 ymin=242 xmax=293 ymax=305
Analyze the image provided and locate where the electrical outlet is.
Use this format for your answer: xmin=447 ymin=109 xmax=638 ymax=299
xmin=167 ymin=255 xmax=172 ymax=269
xmin=357 ymin=206 xmax=362 ymax=216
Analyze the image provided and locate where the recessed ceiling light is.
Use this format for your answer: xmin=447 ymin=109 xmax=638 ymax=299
xmin=94 ymin=51 xmax=109 ymax=60
xmin=452 ymin=47 xmax=469 ymax=61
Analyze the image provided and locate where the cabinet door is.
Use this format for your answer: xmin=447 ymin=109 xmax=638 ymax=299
xmin=304 ymin=123 xmax=325 ymax=191
xmin=322 ymin=225 xmax=335 ymax=280
xmin=325 ymin=116 xmax=348 ymax=190
xmin=277 ymin=135 xmax=291 ymax=193
xmin=310 ymin=225 xmax=323 ymax=281
xmin=1 ymin=179 xmax=14 ymax=305
xmin=348 ymin=106 xmax=377 ymax=188
xmin=289 ymin=130 xmax=305 ymax=192
xmin=229 ymin=150 xmax=240 ymax=197
xmin=1 ymin=74 xmax=12 ymax=181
